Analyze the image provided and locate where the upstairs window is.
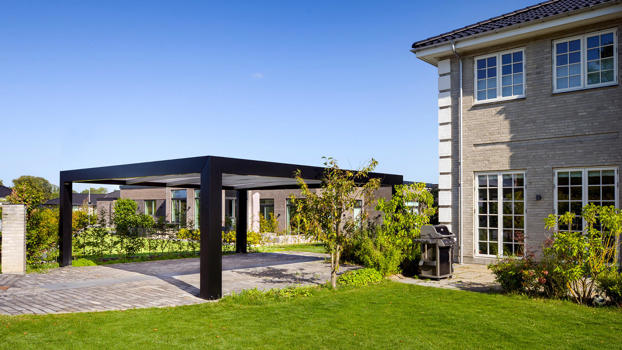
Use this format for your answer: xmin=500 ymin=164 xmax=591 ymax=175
xmin=554 ymin=29 xmax=617 ymax=92
xmin=475 ymin=49 xmax=525 ymax=103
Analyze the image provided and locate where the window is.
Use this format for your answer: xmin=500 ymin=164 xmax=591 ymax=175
xmin=171 ymin=190 xmax=187 ymax=224
xmin=554 ymin=29 xmax=617 ymax=92
xmin=476 ymin=172 xmax=525 ymax=257
xmin=353 ymin=200 xmax=363 ymax=227
xmin=475 ymin=49 xmax=525 ymax=102
xmin=260 ymin=199 xmax=274 ymax=219
xmin=194 ymin=190 xmax=200 ymax=229
xmin=286 ymin=199 xmax=301 ymax=234
xmin=555 ymin=168 xmax=618 ymax=231
xmin=144 ymin=200 xmax=156 ymax=216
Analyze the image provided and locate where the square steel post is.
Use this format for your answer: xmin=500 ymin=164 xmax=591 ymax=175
xmin=58 ymin=179 xmax=73 ymax=266
xmin=199 ymin=158 xmax=223 ymax=299
xmin=235 ymin=190 xmax=248 ymax=253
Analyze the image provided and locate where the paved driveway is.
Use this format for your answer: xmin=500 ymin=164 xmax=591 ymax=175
xmin=0 ymin=252 xmax=347 ymax=315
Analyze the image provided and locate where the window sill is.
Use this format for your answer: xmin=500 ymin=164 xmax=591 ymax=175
xmin=553 ymin=81 xmax=618 ymax=94
xmin=472 ymin=95 xmax=526 ymax=106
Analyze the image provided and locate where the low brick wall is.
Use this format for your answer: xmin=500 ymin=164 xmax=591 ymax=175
xmin=261 ymin=233 xmax=315 ymax=246
xmin=1 ymin=204 xmax=26 ymax=274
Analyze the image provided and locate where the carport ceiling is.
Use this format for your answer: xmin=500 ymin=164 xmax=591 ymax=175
xmin=84 ymin=173 xmax=321 ymax=190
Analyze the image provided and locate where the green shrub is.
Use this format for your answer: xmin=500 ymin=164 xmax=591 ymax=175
xmin=488 ymin=255 xmax=566 ymax=298
xmin=72 ymin=258 xmax=97 ymax=266
xmin=247 ymin=231 xmax=264 ymax=246
xmin=596 ymin=270 xmax=622 ymax=306
xmin=25 ymin=207 xmax=59 ymax=265
xmin=337 ymin=268 xmax=383 ymax=287
xmin=223 ymin=285 xmax=314 ymax=305
xmin=357 ymin=235 xmax=403 ymax=276
xmin=222 ymin=230 xmax=236 ymax=244
xmin=259 ymin=213 xmax=278 ymax=233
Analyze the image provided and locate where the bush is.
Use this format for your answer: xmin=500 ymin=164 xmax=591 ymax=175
xmin=259 ymin=213 xmax=278 ymax=233
xmin=223 ymin=286 xmax=314 ymax=305
xmin=222 ymin=230 xmax=236 ymax=244
xmin=337 ymin=268 xmax=383 ymax=287
xmin=357 ymin=235 xmax=403 ymax=276
xmin=247 ymin=231 xmax=264 ymax=246
xmin=597 ymin=270 xmax=622 ymax=306
xmin=25 ymin=207 xmax=59 ymax=265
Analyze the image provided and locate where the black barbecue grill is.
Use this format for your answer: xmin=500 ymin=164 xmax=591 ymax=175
xmin=414 ymin=225 xmax=456 ymax=279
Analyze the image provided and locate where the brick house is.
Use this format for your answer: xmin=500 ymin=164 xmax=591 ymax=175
xmin=411 ymin=0 xmax=621 ymax=264
xmin=107 ymin=186 xmax=394 ymax=233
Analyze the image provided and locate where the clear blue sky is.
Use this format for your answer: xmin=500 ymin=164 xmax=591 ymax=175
xmin=1 ymin=0 xmax=532 ymax=191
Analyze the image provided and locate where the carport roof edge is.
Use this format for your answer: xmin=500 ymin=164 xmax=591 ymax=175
xmin=59 ymin=155 xmax=403 ymax=190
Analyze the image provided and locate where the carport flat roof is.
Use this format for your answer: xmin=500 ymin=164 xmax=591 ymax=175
xmin=60 ymin=155 xmax=403 ymax=190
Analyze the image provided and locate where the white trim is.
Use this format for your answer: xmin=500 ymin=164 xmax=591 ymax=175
xmin=553 ymin=167 xmax=619 ymax=230
xmin=474 ymin=171 xmax=527 ymax=258
xmin=552 ymin=28 xmax=618 ymax=93
xmin=473 ymin=48 xmax=526 ymax=103
xmin=413 ymin=3 xmax=622 ymax=64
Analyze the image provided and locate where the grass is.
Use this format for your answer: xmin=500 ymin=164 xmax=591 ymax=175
xmin=253 ymin=243 xmax=326 ymax=254
xmin=1 ymin=282 xmax=621 ymax=349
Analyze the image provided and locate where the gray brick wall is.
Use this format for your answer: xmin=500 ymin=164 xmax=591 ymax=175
xmin=444 ymin=20 xmax=622 ymax=264
xmin=1 ymin=205 xmax=26 ymax=274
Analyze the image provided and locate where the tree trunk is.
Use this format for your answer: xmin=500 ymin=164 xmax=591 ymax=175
xmin=331 ymin=245 xmax=341 ymax=289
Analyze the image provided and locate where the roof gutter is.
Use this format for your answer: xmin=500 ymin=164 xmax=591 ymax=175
xmin=450 ymin=40 xmax=464 ymax=265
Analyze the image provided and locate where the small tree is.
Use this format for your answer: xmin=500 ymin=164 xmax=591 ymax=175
xmin=113 ymin=199 xmax=154 ymax=257
xmin=544 ymin=204 xmax=617 ymax=304
xmin=259 ymin=213 xmax=279 ymax=233
xmin=376 ymin=183 xmax=436 ymax=260
xmin=291 ymin=157 xmax=380 ymax=288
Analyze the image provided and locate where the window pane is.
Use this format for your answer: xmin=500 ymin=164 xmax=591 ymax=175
xmin=588 ymin=61 xmax=600 ymax=73
xmin=477 ymin=91 xmax=487 ymax=100
xmin=489 ymin=215 xmax=498 ymax=228
xmin=487 ymin=89 xmax=497 ymax=99
xmin=588 ymin=186 xmax=600 ymax=200
xmin=477 ymin=80 xmax=486 ymax=90
xmin=513 ymin=51 xmax=522 ymax=62
xmin=479 ymin=215 xmax=487 ymax=227
xmin=569 ymin=75 xmax=581 ymax=87
xmin=477 ymin=59 xmax=486 ymax=69
xmin=502 ymin=54 xmax=511 ymax=65
xmin=602 ymin=58 xmax=613 ymax=70
xmin=514 ymin=202 xmax=524 ymax=215
xmin=479 ymin=229 xmax=487 ymax=241
xmin=514 ymin=174 xmax=524 ymax=187
xmin=490 ymin=229 xmax=498 ymax=241
xmin=488 ymin=176 xmax=498 ymax=187
xmin=513 ymin=63 xmax=522 ymax=73
xmin=568 ymin=63 xmax=581 ymax=75
xmin=502 ymin=64 xmax=512 ymax=75
xmin=489 ymin=202 xmax=498 ymax=214
xmin=503 ymin=202 xmax=512 ymax=215
xmin=503 ymin=174 xmax=513 ymax=187
xmin=487 ymin=56 xmax=496 ymax=67
xmin=568 ymin=51 xmax=580 ymax=64
xmin=477 ymin=69 xmax=486 ymax=79
xmin=487 ymin=77 xmax=497 ymax=88
xmin=502 ymin=75 xmax=512 ymax=86
xmin=558 ymin=202 xmax=569 ymax=214
xmin=479 ymin=242 xmax=488 ymax=255
xmin=479 ymin=189 xmax=487 ymax=201
xmin=558 ymin=172 xmax=569 ymax=185
xmin=558 ymin=187 xmax=569 ymax=201
xmin=514 ymin=189 xmax=524 ymax=200
xmin=570 ymin=186 xmax=582 ymax=200
xmin=603 ymin=186 xmax=615 ymax=201
xmin=490 ymin=243 xmax=498 ymax=256
xmin=489 ymin=188 xmax=498 ymax=200
xmin=569 ymin=39 xmax=580 ymax=51
xmin=587 ymin=35 xmax=599 ymax=48
xmin=514 ymin=216 xmax=524 ymax=229
xmin=570 ymin=172 xmax=582 ymax=185
xmin=502 ymin=87 xmax=512 ymax=97
xmin=513 ymin=85 xmax=523 ymax=95
xmin=588 ymin=170 xmax=601 ymax=185
xmin=557 ymin=77 xmax=568 ymax=89
xmin=487 ymin=67 xmax=496 ymax=77
xmin=602 ymin=70 xmax=613 ymax=83
xmin=513 ymin=73 xmax=523 ymax=84
xmin=602 ymin=170 xmax=615 ymax=184
xmin=479 ymin=202 xmax=487 ymax=214
xmin=601 ymin=33 xmax=614 ymax=45
xmin=557 ymin=54 xmax=568 ymax=66
xmin=556 ymin=66 xmax=568 ymax=77
xmin=503 ymin=188 xmax=513 ymax=200
xmin=601 ymin=45 xmax=613 ymax=58
xmin=587 ymin=48 xmax=599 ymax=60
xmin=587 ymin=72 xmax=600 ymax=85
xmin=556 ymin=42 xmax=568 ymax=54
xmin=478 ymin=175 xmax=487 ymax=187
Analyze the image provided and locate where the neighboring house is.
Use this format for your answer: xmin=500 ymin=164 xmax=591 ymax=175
xmin=411 ymin=0 xmax=621 ymax=264
xmin=45 ymin=192 xmax=118 ymax=214
xmin=113 ymin=186 xmax=398 ymax=233
xmin=0 ymin=185 xmax=11 ymax=202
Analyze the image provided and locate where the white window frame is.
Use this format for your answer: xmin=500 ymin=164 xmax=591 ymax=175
xmin=553 ymin=28 xmax=618 ymax=93
xmin=474 ymin=171 xmax=527 ymax=258
xmin=553 ymin=167 xmax=619 ymax=229
xmin=474 ymin=48 xmax=526 ymax=104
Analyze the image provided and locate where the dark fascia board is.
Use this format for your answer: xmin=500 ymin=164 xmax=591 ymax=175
xmin=60 ymin=155 xmax=403 ymax=188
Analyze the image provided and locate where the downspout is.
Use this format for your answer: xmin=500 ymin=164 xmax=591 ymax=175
xmin=450 ymin=40 xmax=464 ymax=264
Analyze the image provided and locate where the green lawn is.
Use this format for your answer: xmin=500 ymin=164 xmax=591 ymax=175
xmin=1 ymin=282 xmax=621 ymax=349
xmin=254 ymin=243 xmax=326 ymax=254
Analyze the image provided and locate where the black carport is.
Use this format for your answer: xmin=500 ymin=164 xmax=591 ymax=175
xmin=58 ymin=156 xmax=403 ymax=299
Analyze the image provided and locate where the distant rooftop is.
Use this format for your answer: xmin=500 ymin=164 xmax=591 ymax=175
xmin=412 ymin=0 xmax=617 ymax=50
xmin=0 ymin=185 xmax=11 ymax=198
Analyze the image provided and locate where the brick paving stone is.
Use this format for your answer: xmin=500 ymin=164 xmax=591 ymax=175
xmin=0 ymin=252 xmax=350 ymax=315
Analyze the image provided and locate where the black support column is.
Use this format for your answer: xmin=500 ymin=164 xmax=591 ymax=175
xmin=235 ymin=190 xmax=248 ymax=253
xmin=199 ymin=158 xmax=223 ymax=299
xmin=58 ymin=179 xmax=73 ymax=266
